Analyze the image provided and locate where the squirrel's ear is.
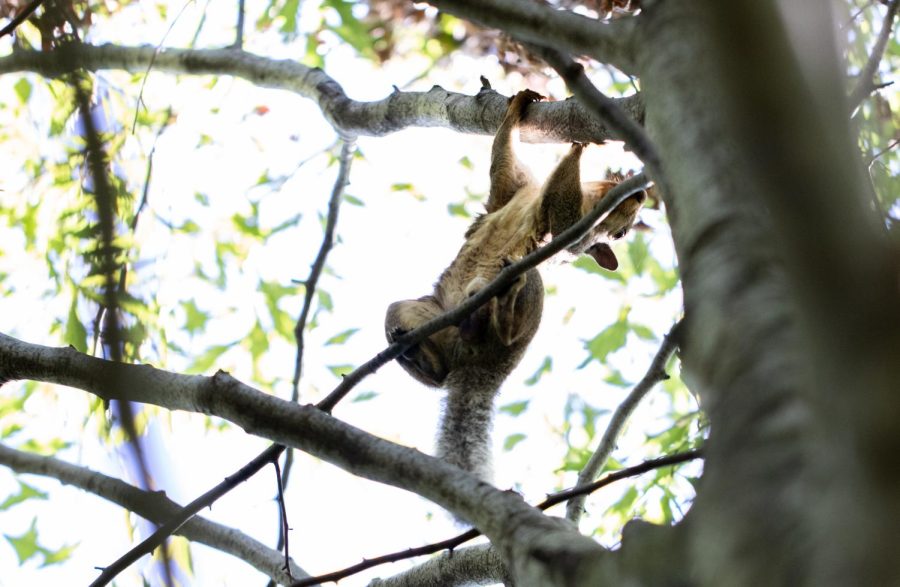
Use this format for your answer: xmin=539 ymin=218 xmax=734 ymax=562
xmin=587 ymin=243 xmax=619 ymax=271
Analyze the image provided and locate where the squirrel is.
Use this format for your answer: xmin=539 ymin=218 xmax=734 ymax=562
xmin=385 ymin=90 xmax=646 ymax=484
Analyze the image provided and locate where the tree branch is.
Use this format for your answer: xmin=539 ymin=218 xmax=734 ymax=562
xmin=293 ymin=450 xmax=701 ymax=586
xmin=425 ymin=0 xmax=640 ymax=74
xmin=0 ymin=43 xmax=643 ymax=144
xmin=0 ymin=332 xmax=615 ymax=586
xmin=566 ymin=319 xmax=683 ymax=522
xmin=0 ymin=442 xmax=306 ymax=584
xmin=849 ymin=0 xmax=900 ymax=111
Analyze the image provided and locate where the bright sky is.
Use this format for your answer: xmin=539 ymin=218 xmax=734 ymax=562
xmin=0 ymin=2 xmax=691 ymax=585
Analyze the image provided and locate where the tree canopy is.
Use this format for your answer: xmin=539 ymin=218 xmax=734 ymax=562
xmin=0 ymin=1 xmax=898 ymax=586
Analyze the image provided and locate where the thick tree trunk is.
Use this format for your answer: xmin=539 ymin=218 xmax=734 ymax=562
xmin=633 ymin=1 xmax=900 ymax=586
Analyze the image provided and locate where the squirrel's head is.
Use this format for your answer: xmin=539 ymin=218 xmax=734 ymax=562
xmin=569 ymin=180 xmax=647 ymax=271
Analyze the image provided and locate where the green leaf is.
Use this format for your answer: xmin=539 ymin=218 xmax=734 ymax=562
xmin=187 ymin=344 xmax=232 ymax=374
xmin=499 ymin=400 xmax=529 ymax=416
xmin=447 ymin=202 xmax=470 ymax=218
xmin=352 ymin=391 xmax=378 ymax=402
xmin=63 ymin=293 xmax=87 ymax=352
xmin=583 ymin=320 xmax=629 ymax=364
xmin=343 ymin=194 xmax=365 ymax=206
xmin=0 ymin=482 xmax=48 ymax=511
xmin=503 ymin=433 xmax=526 ymax=451
xmin=5 ymin=519 xmax=40 ymax=565
xmin=604 ymin=369 xmax=632 ymax=388
xmin=14 ymin=78 xmax=32 ymax=104
xmin=247 ymin=321 xmax=269 ymax=361
xmin=572 ymin=256 xmax=626 ymax=283
xmin=181 ymin=300 xmax=209 ymax=336
xmin=458 ymin=156 xmax=473 ymax=169
xmin=4 ymin=518 xmax=77 ymax=568
xmin=325 ymin=328 xmax=359 ymax=345
xmin=327 ymin=364 xmax=354 ymax=378
xmin=524 ymin=357 xmax=552 ymax=386
xmin=627 ymin=232 xmax=649 ymax=275
xmin=317 ymin=289 xmax=333 ymax=312
xmin=629 ymin=322 xmax=656 ymax=341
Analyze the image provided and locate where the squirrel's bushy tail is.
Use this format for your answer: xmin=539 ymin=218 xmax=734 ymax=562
xmin=436 ymin=368 xmax=506 ymax=483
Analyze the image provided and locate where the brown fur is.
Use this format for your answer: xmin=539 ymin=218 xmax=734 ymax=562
xmin=385 ymin=90 xmax=646 ymax=483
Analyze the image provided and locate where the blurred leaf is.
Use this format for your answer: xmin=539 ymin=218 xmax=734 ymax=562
xmin=181 ymin=300 xmax=209 ymax=336
xmin=14 ymin=78 xmax=32 ymax=104
xmin=525 ymin=356 xmax=552 ymax=386
xmin=447 ymin=202 xmax=470 ymax=218
xmin=325 ymin=328 xmax=358 ymax=345
xmin=572 ymin=256 xmax=626 ymax=283
xmin=627 ymin=232 xmax=649 ymax=275
xmin=629 ymin=322 xmax=656 ymax=341
xmin=0 ymin=482 xmax=48 ymax=512
xmin=328 ymin=364 xmax=354 ymax=378
xmin=63 ymin=292 xmax=87 ymax=353
xmin=583 ymin=319 xmax=629 ymax=364
xmin=503 ymin=433 xmax=526 ymax=451
xmin=343 ymin=194 xmax=364 ymax=206
xmin=5 ymin=519 xmax=40 ymax=565
xmin=352 ymin=391 xmax=378 ymax=402
xmin=317 ymin=289 xmax=333 ymax=312
xmin=187 ymin=344 xmax=232 ymax=374
xmin=4 ymin=518 xmax=77 ymax=568
xmin=499 ymin=400 xmax=529 ymax=416
xmin=604 ymin=369 xmax=631 ymax=388
xmin=323 ymin=0 xmax=378 ymax=61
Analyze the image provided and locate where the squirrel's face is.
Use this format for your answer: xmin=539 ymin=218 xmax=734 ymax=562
xmin=571 ymin=188 xmax=647 ymax=270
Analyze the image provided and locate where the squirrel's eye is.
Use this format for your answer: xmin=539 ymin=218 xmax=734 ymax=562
xmin=612 ymin=228 xmax=627 ymax=240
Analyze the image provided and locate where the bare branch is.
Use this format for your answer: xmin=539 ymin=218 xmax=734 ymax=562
xmin=296 ymin=450 xmax=702 ymax=587
xmin=849 ymin=0 xmax=900 ymax=111
xmin=0 ymin=333 xmax=609 ymax=584
xmin=0 ymin=442 xmax=306 ymax=584
xmin=0 ymin=43 xmax=643 ymax=144
xmin=566 ymin=319 xmax=683 ymax=523
xmin=0 ymin=0 xmax=43 ymax=39
xmin=292 ymin=141 xmax=355 ymax=399
xmin=534 ymin=46 xmax=665 ymax=186
xmin=426 ymin=0 xmax=640 ymax=74
xmin=88 ymin=444 xmax=286 ymax=586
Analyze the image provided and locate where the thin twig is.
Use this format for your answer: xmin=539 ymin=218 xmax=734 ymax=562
xmin=566 ymin=320 xmax=683 ymax=522
xmin=534 ymin=45 xmax=664 ymax=182
xmin=89 ymin=443 xmax=286 ymax=587
xmin=278 ymin=141 xmax=355 ymax=554
xmin=273 ymin=459 xmax=292 ymax=579
xmin=0 ymin=0 xmax=43 ymax=39
xmin=849 ymin=0 xmax=900 ymax=111
xmin=291 ymin=142 xmax=355 ymax=401
xmin=316 ymin=172 xmax=652 ymax=413
xmin=290 ymin=449 xmax=703 ymax=587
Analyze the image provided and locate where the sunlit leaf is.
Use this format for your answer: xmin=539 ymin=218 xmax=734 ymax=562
xmin=325 ymin=328 xmax=359 ymax=345
xmin=327 ymin=364 xmax=354 ymax=378
xmin=0 ymin=482 xmax=48 ymax=511
xmin=187 ymin=344 xmax=232 ymax=374
xmin=572 ymin=256 xmax=626 ymax=283
xmin=352 ymin=391 xmax=378 ymax=402
xmin=14 ymin=78 xmax=32 ymax=104
xmin=524 ymin=356 xmax=552 ymax=386
xmin=503 ymin=433 xmax=526 ymax=451
xmin=499 ymin=400 xmax=529 ymax=416
xmin=63 ymin=292 xmax=87 ymax=353
xmin=583 ymin=320 xmax=629 ymax=364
